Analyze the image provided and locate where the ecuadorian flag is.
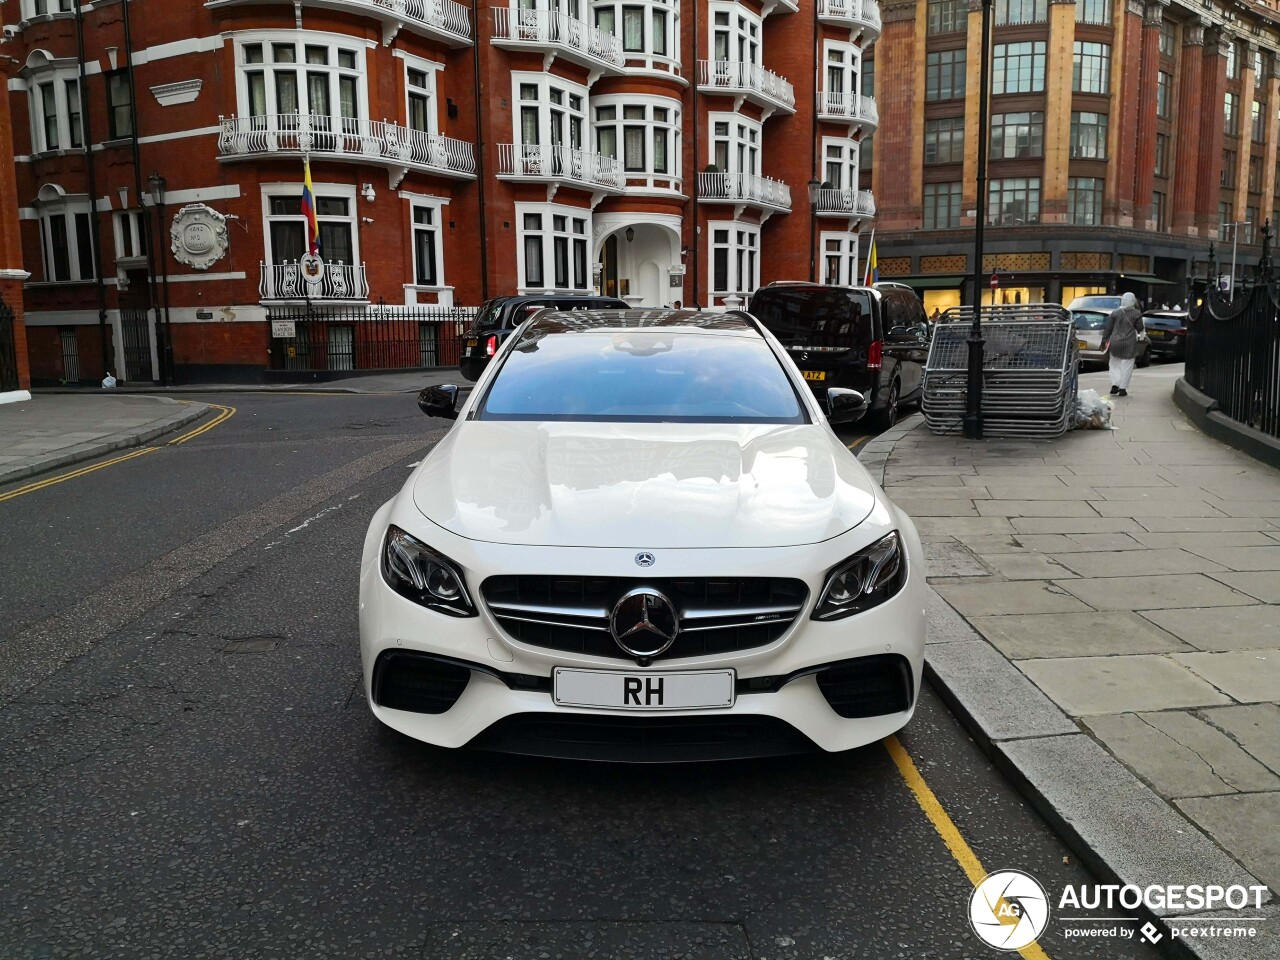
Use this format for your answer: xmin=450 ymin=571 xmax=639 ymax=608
xmin=301 ymin=159 xmax=322 ymax=257
xmin=862 ymin=234 xmax=878 ymax=286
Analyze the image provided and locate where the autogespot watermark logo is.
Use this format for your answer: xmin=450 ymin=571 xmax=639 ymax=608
xmin=969 ymin=870 xmax=1051 ymax=951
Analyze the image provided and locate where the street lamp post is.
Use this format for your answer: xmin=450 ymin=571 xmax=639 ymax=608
xmin=148 ymin=172 xmax=173 ymax=385
xmin=807 ymin=177 xmax=822 ymax=282
xmin=964 ymin=0 xmax=994 ymax=440
xmin=1220 ymin=220 xmax=1251 ymax=301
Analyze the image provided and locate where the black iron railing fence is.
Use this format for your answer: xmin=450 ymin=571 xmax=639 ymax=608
xmin=1186 ymin=232 xmax=1280 ymax=440
xmin=266 ymin=301 xmax=478 ymax=372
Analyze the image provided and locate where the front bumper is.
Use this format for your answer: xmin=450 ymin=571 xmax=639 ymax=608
xmin=358 ymin=501 xmax=927 ymax=759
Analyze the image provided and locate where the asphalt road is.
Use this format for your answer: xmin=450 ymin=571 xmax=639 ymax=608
xmin=0 ymin=393 xmax=1163 ymax=960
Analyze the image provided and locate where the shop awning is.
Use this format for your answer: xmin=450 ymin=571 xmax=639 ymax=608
xmin=890 ymin=275 xmax=967 ymax=289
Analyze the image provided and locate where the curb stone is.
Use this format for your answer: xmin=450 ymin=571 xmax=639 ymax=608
xmin=0 ymin=398 xmax=209 ymax=486
xmin=858 ymin=415 xmax=1275 ymax=960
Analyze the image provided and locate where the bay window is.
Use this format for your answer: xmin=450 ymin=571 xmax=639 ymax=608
xmin=594 ymin=97 xmax=680 ymax=185
xmin=823 ymin=138 xmax=860 ymax=189
xmin=824 ymin=41 xmax=863 ymax=109
xmin=34 ymin=195 xmax=95 ymax=283
xmin=518 ymin=205 xmax=590 ymax=292
xmin=515 ymin=73 xmax=587 ymax=168
xmin=594 ymin=0 xmax=674 ymax=62
xmin=710 ymin=114 xmax=761 ymax=176
xmin=709 ymin=223 xmax=760 ymax=296
xmin=710 ymin=5 xmax=761 ymax=67
xmin=236 ymin=34 xmax=366 ymax=134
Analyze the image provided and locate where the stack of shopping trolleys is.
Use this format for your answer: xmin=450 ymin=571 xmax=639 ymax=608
xmin=923 ymin=304 xmax=1079 ymax=439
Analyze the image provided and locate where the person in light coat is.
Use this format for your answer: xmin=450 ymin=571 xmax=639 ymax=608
xmin=1102 ymin=292 xmax=1144 ymax=396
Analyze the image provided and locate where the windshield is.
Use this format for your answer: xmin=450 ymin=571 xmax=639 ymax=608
xmin=479 ymin=330 xmax=807 ymax=423
xmin=1072 ymin=311 xmax=1109 ymax=330
xmin=748 ymin=288 xmax=875 ymax=349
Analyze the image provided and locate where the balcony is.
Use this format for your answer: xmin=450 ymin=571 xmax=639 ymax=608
xmin=497 ymin=143 xmax=624 ymax=194
xmin=491 ymin=6 xmax=623 ymax=77
xmin=218 ymin=116 xmax=475 ymax=187
xmin=696 ymin=60 xmax=796 ymax=118
xmin=814 ymin=188 xmax=876 ymax=222
xmin=698 ymin=171 xmax=792 ymax=216
xmin=816 ymin=0 xmax=881 ymax=42
xmin=260 ymin=261 xmax=370 ymax=303
xmin=817 ymin=91 xmax=878 ymax=134
xmin=204 ymin=0 xmax=472 ymax=47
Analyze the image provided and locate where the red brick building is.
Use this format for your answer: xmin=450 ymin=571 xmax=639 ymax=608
xmin=1 ymin=45 xmax=32 ymax=397
xmin=869 ymin=0 xmax=1280 ymax=313
xmin=4 ymin=0 xmax=879 ymax=382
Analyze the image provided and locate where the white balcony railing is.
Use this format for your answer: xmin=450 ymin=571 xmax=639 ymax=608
xmin=816 ymin=0 xmax=882 ymax=38
xmin=204 ymin=0 xmax=472 ymax=45
xmin=815 ymin=188 xmax=876 ymax=218
xmin=698 ymin=171 xmax=792 ymax=210
xmin=491 ymin=6 xmax=623 ymax=70
xmin=218 ymin=115 xmax=476 ymax=178
xmin=497 ymin=143 xmax=624 ymax=190
xmin=817 ymin=91 xmax=879 ymax=130
xmin=697 ymin=60 xmax=796 ymax=114
xmin=260 ymin=261 xmax=370 ymax=302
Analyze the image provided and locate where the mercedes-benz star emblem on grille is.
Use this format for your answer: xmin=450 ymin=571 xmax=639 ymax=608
xmin=610 ymin=588 xmax=679 ymax=659
xmin=634 ymin=551 xmax=656 ymax=568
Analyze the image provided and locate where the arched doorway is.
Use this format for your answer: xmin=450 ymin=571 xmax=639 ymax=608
xmin=594 ymin=216 xmax=681 ymax=307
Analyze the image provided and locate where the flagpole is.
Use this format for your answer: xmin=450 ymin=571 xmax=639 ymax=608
xmin=862 ymin=228 xmax=876 ymax=286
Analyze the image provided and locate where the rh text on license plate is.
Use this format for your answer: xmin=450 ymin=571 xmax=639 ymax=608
xmin=553 ymin=668 xmax=735 ymax=711
xmin=802 ymin=370 xmax=827 ymax=382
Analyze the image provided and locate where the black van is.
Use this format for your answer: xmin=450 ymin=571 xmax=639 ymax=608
xmin=459 ymin=294 xmax=629 ymax=381
xmin=747 ymin=282 xmax=930 ymax=429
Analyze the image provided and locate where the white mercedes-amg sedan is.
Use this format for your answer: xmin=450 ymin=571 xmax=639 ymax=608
xmin=359 ymin=309 xmax=926 ymax=761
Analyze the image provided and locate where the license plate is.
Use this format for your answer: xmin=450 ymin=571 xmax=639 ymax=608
xmin=1148 ymin=330 xmax=1165 ymax=338
xmin=553 ymin=668 xmax=735 ymax=711
xmin=1077 ymin=340 xmax=1088 ymax=349
xmin=466 ymin=338 xmax=478 ymax=347
xmin=802 ymin=370 xmax=827 ymax=382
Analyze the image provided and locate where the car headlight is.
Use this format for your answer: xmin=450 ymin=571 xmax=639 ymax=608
xmin=381 ymin=526 xmax=476 ymax=618
xmin=812 ymin=532 xmax=906 ymax=621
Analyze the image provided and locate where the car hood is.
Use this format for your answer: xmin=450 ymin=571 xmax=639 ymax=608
xmin=412 ymin=421 xmax=878 ymax=548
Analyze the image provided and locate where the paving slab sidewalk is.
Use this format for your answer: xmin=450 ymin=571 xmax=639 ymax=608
xmin=866 ymin=369 xmax=1280 ymax=958
xmin=0 ymin=394 xmax=208 ymax=485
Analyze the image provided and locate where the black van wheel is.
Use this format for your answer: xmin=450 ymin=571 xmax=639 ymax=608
xmin=459 ymin=357 xmax=486 ymax=382
xmin=872 ymin=382 xmax=900 ymax=431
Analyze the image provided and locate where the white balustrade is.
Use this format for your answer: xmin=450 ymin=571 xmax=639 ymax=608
xmin=491 ymin=6 xmax=623 ymax=68
xmin=697 ymin=171 xmax=792 ymax=210
xmin=815 ymin=188 xmax=876 ymax=217
xmin=496 ymin=143 xmax=624 ymax=189
xmin=697 ymin=60 xmax=796 ymax=112
xmin=260 ymin=261 xmax=371 ymax=302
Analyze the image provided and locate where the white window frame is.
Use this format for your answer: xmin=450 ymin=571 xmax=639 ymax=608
xmin=22 ymin=0 xmax=74 ymax=17
xmin=512 ymin=72 xmax=588 ymax=152
xmin=259 ymin=182 xmax=361 ymax=266
xmin=24 ymin=61 xmax=82 ymax=155
xmin=708 ymin=221 xmax=760 ymax=298
xmin=515 ymin=202 xmax=592 ymax=294
xmin=593 ymin=0 xmax=677 ymax=69
xmin=33 ymin=189 xmax=95 ymax=284
xmin=709 ymin=4 xmax=761 ymax=67
xmin=113 ymin=210 xmax=149 ymax=264
xmin=823 ymin=40 xmax=863 ymax=105
xmin=232 ymin=31 xmax=371 ymax=130
xmin=709 ymin=113 xmax=762 ymax=177
xmin=821 ymin=232 xmax=861 ymax=287
xmin=402 ymin=193 xmax=449 ymax=294
xmin=593 ymin=94 xmax=681 ymax=190
xmin=397 ymin=51 xmax=443 ymax=135
xmin=822 ymin=137 xmax=860 ymax=190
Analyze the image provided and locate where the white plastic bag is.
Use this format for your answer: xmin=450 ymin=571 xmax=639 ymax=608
xmin=101 ymin=373 xmax=117 ymax=389
xmin=1072 ymin=388 xmax=1114 ymax=430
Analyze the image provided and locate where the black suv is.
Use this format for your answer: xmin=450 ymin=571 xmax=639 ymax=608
xmin=459 ymin=294 xmax=629 ymax=381
xmin=747 ymin=281 xmax=930 ymax=429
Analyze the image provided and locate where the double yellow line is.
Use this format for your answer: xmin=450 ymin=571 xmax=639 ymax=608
xmin=0 ymin=403 xmax=235 ymax=503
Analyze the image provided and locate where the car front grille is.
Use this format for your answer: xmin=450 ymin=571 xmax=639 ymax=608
xmin=480 ymin=575 xmax=809 ymax=662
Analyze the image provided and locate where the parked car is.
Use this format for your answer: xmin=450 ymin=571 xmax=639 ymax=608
xmin=1071 ymin=308 xmax=1151 ymax=369
xmin=360 ymin=308 xmax=926 ymax=761
xmin=459 ymin=294 xmax=628 ymax=381
xmin=747 ymin=281 xmax=930 ymax=430
xmin=1142 ymin=308 xmax=1190 ymax=361
xmin=1067 ymin=294 xmax=1124 ymax=313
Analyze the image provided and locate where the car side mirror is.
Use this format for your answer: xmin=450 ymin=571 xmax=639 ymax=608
xmin=826 ymin=387 xmax=867 ymax=425
xmin=418 ymin=384 xmax=460 ymax=420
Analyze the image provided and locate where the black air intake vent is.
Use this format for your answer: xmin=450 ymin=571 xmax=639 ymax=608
xmin=372 ymin=651 xmax=471 ymax=714
xmin=816 ymin=655 xmax=913 ymax=718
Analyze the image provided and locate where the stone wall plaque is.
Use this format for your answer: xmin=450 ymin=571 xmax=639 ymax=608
xmin=170 ymin=204 xmax=229 ymax=271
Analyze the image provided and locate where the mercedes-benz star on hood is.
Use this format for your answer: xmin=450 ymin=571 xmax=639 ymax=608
xmin=412 ymin=422 xmax=878 ymax=548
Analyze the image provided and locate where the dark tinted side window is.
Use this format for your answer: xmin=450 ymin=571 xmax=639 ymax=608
xmin=748 ymin=288 xmax=875 ymax=349
xmin=472 ymin=300 xmax=504 ymax=332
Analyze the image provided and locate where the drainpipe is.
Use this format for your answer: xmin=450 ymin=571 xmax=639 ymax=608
xmin=75 ymin=3 xmax=110 ymax=378
xmin=469 ymin=0 xmax=490 ymax=301
xmin=810 ymin=0 xmax=820 ymax=282
xmin=121 ymin=0 xmax=165 ymax=384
